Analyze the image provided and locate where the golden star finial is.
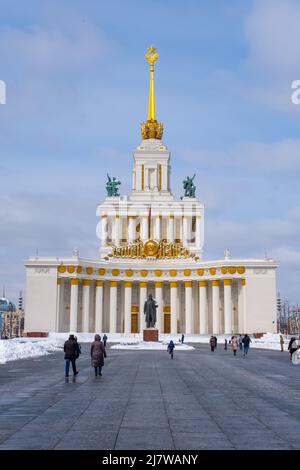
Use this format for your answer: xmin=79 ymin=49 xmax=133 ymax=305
xmin=148 ymin=45 xmax=157 ymax=54
xmin=145 ymin=45 xmax=159 ymax=65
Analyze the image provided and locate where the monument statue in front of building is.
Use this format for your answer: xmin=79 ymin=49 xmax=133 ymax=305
xmin=144 ymin=294 xmax=158 ymax=328
xmin=182 ymin=174 xmax=196 ymax=198
xmin=106 ymin=173 xmax=121 ymax=197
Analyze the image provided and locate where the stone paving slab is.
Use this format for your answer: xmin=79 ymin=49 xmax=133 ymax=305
xmin=0 ymin=343 xmax=300 ymax=449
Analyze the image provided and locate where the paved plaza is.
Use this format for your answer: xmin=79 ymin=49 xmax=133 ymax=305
xmin=0 ymin=343 xmax=300 ymax=450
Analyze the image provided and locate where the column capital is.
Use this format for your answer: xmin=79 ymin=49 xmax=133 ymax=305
xmin=212 ymin=280 xmax=220 ymax=287
xmin=170 ymin=282 xmax=177 ymax=288
xmin=83 ymin=279 xmax=91 ymax=286
xmin=223 ymin=279 xmax=232 ymax=286
xmin=96 ymin=280 xmax=104 ymax=287
xmin=70 ymin=279 xmax=79 ymax=285
xmin=241 ymin=278 xmax=246 ymax=285
xmin=110 ymin=281 xmax=118 ymax=287
xmin=155 ymin=282 xmax=162 ymax=288
xmin=125 ymin=281 xmax=132 ymax=288
xmin=198 ymin=280 xmax=207 ymax=287
xmin=140 ymin=282 xmax=147 ymax=288
xmin=57 ymin=278 xmax=61 ymax=285
xmin=184 ymin=281 xmax=192 ymax=288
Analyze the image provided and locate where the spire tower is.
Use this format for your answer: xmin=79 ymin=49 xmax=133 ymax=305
xmin=141 ymin=46 xmax=164 ymax=140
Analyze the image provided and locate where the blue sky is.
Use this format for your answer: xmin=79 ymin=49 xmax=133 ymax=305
xmin=0 ymin=0 xmax=300 ymax=304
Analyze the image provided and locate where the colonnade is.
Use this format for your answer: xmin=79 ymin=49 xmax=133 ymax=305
xmin=100 ymin=214 xmax=202 ymax=248
xmin=57 ymin=277 xmax=246 ymax=335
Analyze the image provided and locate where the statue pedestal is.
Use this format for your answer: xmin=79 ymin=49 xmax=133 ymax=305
xmin=143 ymin=328 xmax=159 ymax=342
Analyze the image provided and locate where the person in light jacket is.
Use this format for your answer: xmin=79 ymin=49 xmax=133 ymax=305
xmin=231 ymin=336 xmax=238 ymax=356
xmin=90 ymin=334 xmax=107 ymax=377
xmin=280 ymin=334 xmax=284 ymax=352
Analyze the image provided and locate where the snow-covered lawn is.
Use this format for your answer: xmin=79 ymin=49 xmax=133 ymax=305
xmin=0 ymin=332 xmax=292 ymax=364
xmin=0 ymin=337 xmax=64 ymax=364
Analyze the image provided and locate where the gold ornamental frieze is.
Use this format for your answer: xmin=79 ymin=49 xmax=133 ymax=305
xmin=106 ymin=239 xmax=196 ymax=260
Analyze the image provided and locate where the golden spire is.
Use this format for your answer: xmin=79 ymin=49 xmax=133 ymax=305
xmin=141 ymin=46 xmax=164 ymax=140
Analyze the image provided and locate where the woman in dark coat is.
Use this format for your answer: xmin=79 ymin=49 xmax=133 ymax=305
xmin=91 ymin=334 xmax=107 ymax=376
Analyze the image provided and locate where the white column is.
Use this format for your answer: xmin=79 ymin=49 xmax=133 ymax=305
xmin=224 ymin=279 xmax=232 ymax=334
xmin=132 ymin=169 xmax=136 ymax=190
xmin=199 ymin=280 xmax=207 ymax=334
xmin=128 ymin=216 xmax=136 ymax=243
xmin=162 ymin=163 xmax=168 ymax=191
xmin=95 ymin=280 xmax=104 ymax=333
xmin=101 ymin=215 xmax=107 ymax=248
xmin=114 ymin=216 xmax=120 ymax=246
xmin=170 ymin=282 xmax=178 ymax=334
xmin=212 ymin=280 xmax=220 ymax=334
xmin=154 ymin=216 xmax=161 ymax=240
xmin=82 ymin=280 xmax=91 ymax=333
xmin=185 ymin=281 xmax=193 ymax=334
xmin=155 ymin=282 xmax=163 ymax=332
xmin=168 ymin=216 xmax=174 ymax=242
xmin=124 ymin=282 xmax=132 ymax=334
xmin=145 ymin=168 xmax=149 ymax=190
xmin=109 ymin=281 xmax=118 ymax=333
xmin=195 ymin=216 xmax=201 ymax=249
xmin=139 ymin=282 xmax=147 ymax=331
xmin=56 ymin=278 xmax=64 ymax=332
xmin=242 ymin=278 xmax=247 ymax=333
xmin=141 ymin=216 xmax=148 ymax=242
xmin=183 ymin=216 xmax=189 ymax=245
xmin=70 ymin=279 xmax=79 ymax=333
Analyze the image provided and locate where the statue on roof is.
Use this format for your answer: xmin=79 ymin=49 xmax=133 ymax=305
xmin=182 ymin=174 xmax=196 ymax=198
xmin=106 ymin=174 xmax=121 ymax=197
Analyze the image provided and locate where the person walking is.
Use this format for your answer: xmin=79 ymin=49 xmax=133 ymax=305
xmin=91 ymin=334 xmax=107 ymax=377
xmin=167 ymin=340 xmax=175 ymax=359
xmin=210 ymin=335 xmax=216 ymax=352
xmin=64 ymin=334 xmax=80 ymax=377
xmin=239 ymin=335 xmax=243 ymax=351
xmin=181 ymin=333 xmax=185 ymax=344
xmin=224 ymin=338 xmax=228 ymax=351
xmin=280 ymin=334 xmax=284 ymax=352
xmin=214 ymin=336 xmax=218 ymax=349
xmin=288 ymin=336 xmax=298 ymax=360
xmin=242 ymin=334 xmax=252 ymax=356
xmin=231 ymin=336 xmax=238 ymax=356
xmin=102 ymin=333 xmax=108 ymax=348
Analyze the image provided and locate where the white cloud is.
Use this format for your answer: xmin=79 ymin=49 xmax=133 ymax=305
xmin=245 ymin=0 xmax=300 ymax=73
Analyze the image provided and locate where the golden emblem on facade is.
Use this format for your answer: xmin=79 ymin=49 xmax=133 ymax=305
xmin=108 ymin=239 xmax=193 ymax=260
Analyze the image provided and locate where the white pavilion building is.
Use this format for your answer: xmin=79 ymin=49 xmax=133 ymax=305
xmin=24 ymin=47 xmax=278 ymax=336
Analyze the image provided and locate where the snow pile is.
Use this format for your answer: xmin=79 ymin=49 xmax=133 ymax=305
xmin=111 ymin=340 xmax=194 ymax=351
xmin=0 ymin=337 xmax=64 ymax=364
xmin=251 ymin=333 xmax=288 ymax=351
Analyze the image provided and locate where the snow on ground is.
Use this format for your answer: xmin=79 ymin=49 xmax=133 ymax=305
xmin=0 ymin=332 xmax=292 ymax=363
xmin=110 ymin=341 xmax=194 ymax=351
xmin=0 ymin=337 xmax=64 ymax=364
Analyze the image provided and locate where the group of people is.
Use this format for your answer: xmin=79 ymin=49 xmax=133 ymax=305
xmin=63 ymin=333 xmax=108 ymax=378
xmin=210 ymin=334 xmax=252 ymax=357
